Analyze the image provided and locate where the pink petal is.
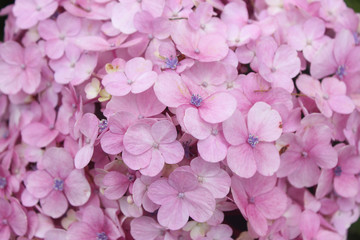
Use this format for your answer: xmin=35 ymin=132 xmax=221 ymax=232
xmin=334 ymin=174 xmax=359 ymax=198
xmin=169 ymin=170 xmax=199 ymax=192
xmin=64 ymin=170 xmax=91 ymax=206
xmin=310 ymin=144 xmax=337 ymax=169
xmin=79 ymin=113 xmax=99 ymax=141
xmin=198 ymin=134 xmax=228 ymax=163
xmin=328 ymin=95 xmax=355 ymax=115
xmin=122 ymin=150 xmax=152 ymax=170
xmin=288 ymin=160 xmax=320 ymax=188
xmin=159 ymin=141 xmax=184 ymax=164
xmin=0 ymin=41 xmax=24 ymax=65
xmin=183 ymin=107 xmax=212 ymax=140
xmin=253 ymin=142 xmax=280 ymax=176
xmin=157 ymin=199 xmax=189 ymax=230
xmin=130 ymin=216 xmax=164 ymax=240
xmin=123 ymin=123 xmax=153 ymax=155
xmin=100 ymin=132 xmax=124 ymax=155
xmin=44 ymin=229 xmax=67 ymax=240
xmin=153 ymin=72 xmax=191 ymax=108
xmin=74 ymin=145 xmax=94 ymax=169
xmin=151 ymin=120 xmax=177 ymax=143
xmin=147 ymin=179 xmax=178 ymax=205
xmin=8 ymin=199 xmax=28 ymax=236
xmin=287 ymin=25 xmax=306 ymax=51
xmin=254 ymin=188 xmax=287 ymax=219
xmin=296 ymin=74 xmax=322 ymax=98
xmin=67 ymin=222 xmax=97 ymax=240
xmin=103 ymin=72 xmax=131 ymax=96
xmin=21 ymin=122 xmax=58 ymax=148
xmin=300 ymin=210 xmax=320 ymax=240
xmin=26 ymin=170 xmax=53 ymax=198
xmin=199 ymin=92 xmax=237 ymax=123
xmin=42 ymin=147 xmax=74 ymax=179
xmin=184 ymin=187 xmax=216 ymax=222
xmin=111 ymin=2 xmax=140 ymax=34
xmin=334 ymin=30 xmax=354 ymax=65
xmin=304 ymin=17 xmax=325 ymax=40
xmin=40 ymin=190 xmax=68 ymax=218
xmin=310 ymin=41 xmax=337 ymax=79
xmin=247 ymin=102 xmax=282 ymax=142
xmin=227 ymin=144 xmax=256 ymax=178
xmin=131 ymin=71 xmax=157 ymax=94
xmin=140 ymin=150 xmax=165 ymax=177
xmin=246 ymin=204 xmax=268 ymax=237
xmin=222 ymin=110 xmax=248 ymax=145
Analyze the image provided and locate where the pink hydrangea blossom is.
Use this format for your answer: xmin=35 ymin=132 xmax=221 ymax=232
xmin=223 ymin=102 xmax=282 ymax=178
xmin=148 ymin=170 xmax=216 ymax=230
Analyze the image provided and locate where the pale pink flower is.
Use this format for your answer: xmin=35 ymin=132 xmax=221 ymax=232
xmin=111 ymin=0 xmax=165 ymax=34
xmin=132 ymin=175 xmax=160 ymax=213
xmin=311 ymin=29 xmax=360 ymax=80
xmin=123 ymin=120 xmax=184 ymax=176
xmin=38 ymin=12 xmax=82 ymax=59
xmin=277 ymin=125 xmax=338 ymax=188
xmin=179 ymin=157 xmax=231 ymax=198
xmin=134 ymin=11 xmax=171 ymax=40
xmin=102 ymin=57 xmax=157 ymax=96
xmin=296 ymin=75 xmax=355 ymax=117
xmin=171 ymin=20 xmax=229 ymax=62
xmin=148 ymin=170 xmax=216 ymax=230
xmin=0 ymin=198 xmax=27 ymax=239
xmin=154 ymin=72 xmax=237 ymax=124
xmin=231 ymin=173 xmax=287 ymax=237
xmin=0 ymin=41 xmax=42 ymax=94
xmin=256 ymin=37 xmax=301 ymax=92
xmin=25 ymin=147 xmax=91 ymax=218
xmin=13 ymin=0 xmax=58 ymax=29
xmin=67 ymin=206 xmax=123 ymax=240
xmin=287 ymin=17 xmax=328 ymax=62
xmin=49 ymin=45 xmax=97 ymax=85
xmin=74 ymin=113 xmax=99 ymax=169
xmin=316 ymin=145 xmax=360 ymax=198
xmin=223 ymin=102 xmax=282 ymax=178
xmin=104 ymin=88 xmax=166 ymax=118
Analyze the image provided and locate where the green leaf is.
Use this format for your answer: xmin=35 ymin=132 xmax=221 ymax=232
xmin=345 ymin=0 xmax=360 ymax=12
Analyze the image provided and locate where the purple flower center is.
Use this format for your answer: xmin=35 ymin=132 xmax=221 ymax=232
xmin=248 ymin=197 xmax=255 ymax=204
xmin=96 ymin=232 xmax=108 ymax=240
xmin=336 ymin=65 xmax=346 ymax=79
xmin=353 ymin=32 xmax=360 ymax=45
xmin=247 ymin=134 xmax=259 ymax=148
xmin=0 ymin=177 xmax=7 ymax=189
xmin=190 ymin=94 xmax=203 ymax=107
xmin=2 ymin=130 xmax=9 ymax=139
xmin=334 ymin=166 xmax=342 ymax=176
xmin=53 ymin=178 xmax=64 ymax=191
xmin=98 ymin=119 xmax=108 ymax=133
xmin=127 ymin=173 xmax=135 ymax=182
xmin=164 ymin=56 xmax=179 ymax=70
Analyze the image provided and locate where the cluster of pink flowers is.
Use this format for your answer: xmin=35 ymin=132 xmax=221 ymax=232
xmin=0 ymin=0 xmax=360 ymax=239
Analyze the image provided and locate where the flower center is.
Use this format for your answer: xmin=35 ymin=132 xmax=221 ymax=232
xmin=322 ymin=93 xmax=329 ymax=100
xmin=353 ymin=32 xmax=360 ymax=45
xmin=334 ymin=166 xmax=342 ymax=176
xmin=2 ymin=219 xmax=7 ymax=225
xmin=98 ymin=119 xmax=108 ymax=133
xmin=211 ymin=129 xmax=218 ymax=136
xmin=301 ymin=151 xmax=308 ymax=158
xmin=152 ymin=142 xmax=159 ymax=149
xmin=248 ymin=197 xmax=255 ymax=204
xmin=178 ymin=192 xmax=185 ymax=198
xmin=164 ymin=56 xmax=179 ymax=70
xmin=20 ymin=64 xmax=26 ymax=70
xmin=0 ymin=177 xmax=7 ymax=189
xmin=96 ymin=232 xmax=108 ymax=240
xmin=247 ymin=134 xmax=259 ymax=148
xmin=190 ymin=94 xmax=203 ymax=107
xmin=336 ymin=65 xmax=346 ymax=79
xmin=53 ymin=178 xmax=64 ymax=191
xmin=127 ymin=173 xmax=135 ymax=182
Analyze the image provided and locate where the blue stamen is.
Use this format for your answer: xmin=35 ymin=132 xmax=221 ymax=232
xmin=353 ymin=32 xmax=360 ymax=45
xmin=164 ymin=55 xmax=179 ymax=70
xmin=0 ymin=177 xmax=6 ymax=189
xmin=53 ymin=179 xmax=64 ymax=191
xmin=334 ymin=166 xmax=342 ymax=177
xmin=98 ymin=119 xmax=108 ymax=133
xmin=190 ymin=94 xmax=203 ymax=107
xmin=97 ymin=232 xmax=108 ymax=240
xmin=247 ymin=134 xmax=259 ymax=148
xmin=336 ymin=65 xmax=346 ymax=79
